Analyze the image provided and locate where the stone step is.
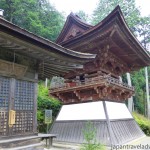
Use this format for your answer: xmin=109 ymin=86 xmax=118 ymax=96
xmin=0 ymin=134 xmax=56 ymax=149
xmin=2 ymin=142 xmax=44 ymax=150
xmin=0 ymin=138 xmax=41 ymax=149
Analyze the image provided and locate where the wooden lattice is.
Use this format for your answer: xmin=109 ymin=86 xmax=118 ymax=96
xmin=0 ymin=77 xmax=35 ymax=136
xmin=0 ymin=111 xmax=8 ymax=136
xmin=12 ymin=80 xmax=35 ymax=135
xmin=12 ymin=111 xmax=33 ymax=134
xmin=14 ymin=80 xmax=34 ymax=110
xmin=0 ymin=76 xmax=10 ymax=136
xmin=0 ymin=76 xmax=10 ymax=109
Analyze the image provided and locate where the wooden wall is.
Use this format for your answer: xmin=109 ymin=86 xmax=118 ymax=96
xmin=0 ymin=49 xmax=38 ymax=138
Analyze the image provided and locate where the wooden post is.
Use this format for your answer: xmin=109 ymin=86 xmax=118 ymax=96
xmin=8 ymin=78 xmax=15 ymax=135
xmin=145 ymin=67 xmax=150 ymax=119
xmin=103 ymin=101 xmax=115 ymax=146
xmin=47 ymin=124 xmax=49 ymax=134
xmin=49 ymin=138 xmax=52 ymax=148
xmin=126 ymin=73 xmax=133 ymax=112
xmin=119 ymin=76 xmax=122 ymax=82
xmin=33 ymin=73 xmax=38 ymax=133
xmin=45 ymin=78 xmax=48 ymax=87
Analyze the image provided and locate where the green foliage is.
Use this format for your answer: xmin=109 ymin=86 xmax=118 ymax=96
xmin=92 ymin=0 xmax=141 ymax=32
xmin=80 ymin=122 xmax=105 ymax=150
xmin=137 ymin=16 xmax=150 ymax=49
xmin=0 ymin=0 xmax=65 ymax=41
xmin=123 ymin=68 xmax=148 ymax=115
xmin=131 ymin=69 xmax=146 ymax=115
xmin=75 ymin=10 xmax=89 ymax=22
xmin=133 ymin=112 xmax=150 ymax=136
xmin=37 ymin=82 xmax=62 ymax=132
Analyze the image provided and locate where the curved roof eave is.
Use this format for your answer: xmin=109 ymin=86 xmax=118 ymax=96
xmin=59 ymin=6 xmax=150 ymax=65
xmin=0 ymin=17 xmax=96 ymax=60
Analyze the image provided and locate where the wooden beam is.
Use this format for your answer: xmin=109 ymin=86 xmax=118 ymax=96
xmin=39 ymin=72 xmax=58 ymax=78
xmin=43 ymin=61 xmax=83 ymax=68
xmin=40 ymin=65 xmax=69 ymax=73
xmin=41 ymin=69 xmax=61 ymax=76
xmin=42 ymin=62 xmax=81 ymax=70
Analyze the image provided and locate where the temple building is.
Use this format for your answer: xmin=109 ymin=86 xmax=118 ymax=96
xmin=50 ymin=6 xmax=150 ymax=145
xmin=0 ymin=12 xmax=95 ymax=149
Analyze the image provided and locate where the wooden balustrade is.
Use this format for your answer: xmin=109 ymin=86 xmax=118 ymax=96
xmin=50 ymin=75 xmax=134 ymax=92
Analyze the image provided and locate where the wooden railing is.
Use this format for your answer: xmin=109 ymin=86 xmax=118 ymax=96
xmin=50 ymin=75 xmax=134 ymax=92
xmin=106 ymin=76 xmax=134 ymax=90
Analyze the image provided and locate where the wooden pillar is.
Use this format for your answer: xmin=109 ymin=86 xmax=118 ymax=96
xmin=33 ymin=73 xmax=38 ymax=133
xmin=119 ymin=76 xmax=122 ymax=82
xmin=76 ymin=76 xmax=80 ymax=85
xmin=103 ymin=101 xmax=115 ymax=146
xmin=8 ymin=78 xmax=15 ymax=135
xmin=45 ymin=78 xmax=48 ymax=88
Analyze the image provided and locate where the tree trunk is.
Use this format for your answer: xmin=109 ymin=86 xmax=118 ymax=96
xmin=127 ymin=73 xmax=133 ymax=112
xmin=145 ymin=67 xmax=150 ymax=119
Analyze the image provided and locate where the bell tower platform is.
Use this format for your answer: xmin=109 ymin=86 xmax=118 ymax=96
xmin=50 ymin=101 xmax=144 ymax=146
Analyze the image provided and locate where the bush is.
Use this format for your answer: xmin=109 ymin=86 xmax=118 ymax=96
xmin=132 ymin=112 xmax=150 ymax=136
xmin=80 ymin=122 xmax=105 ymax=150
xmin=37 ymin=83 xmax=62 ymax=132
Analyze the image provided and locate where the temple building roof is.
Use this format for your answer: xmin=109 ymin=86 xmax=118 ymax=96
xmin=56 ymin=12 xmax=93 ymax=44
xmin=56 ymin=6 xmax=150 ymax=73
xmin=0 ymin=16 xmax=96 ymax=79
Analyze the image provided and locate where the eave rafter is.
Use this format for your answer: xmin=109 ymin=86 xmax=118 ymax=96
xmin=0 ymin=31 xmax=96 ymax=78
xmin=57 ymin=6 xmax=150 ymax=72
xmin=110 ymin=24 xmax=149 ymax=67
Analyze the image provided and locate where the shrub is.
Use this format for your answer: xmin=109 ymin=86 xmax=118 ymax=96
xmin=37 ymin=83 xmax=62 ymax=132
xmin=132 ymin=112 xmax=150 ymax=136
xmin=80 ymin=121 xmax=105 ymax=150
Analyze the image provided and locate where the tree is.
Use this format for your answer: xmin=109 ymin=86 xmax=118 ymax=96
xmin=138 ymin=17 xmax=150 ymax=118
xmin=131 ymin=69 xmax=146 ymax=115
xmin=137 ymin=16 xmax=150 ymax=118
xmin=92 ymin=0 xmax=141 ymax=32
xmin=137 ymin=16 xmax=150 ymax=50
xmin=145 ymin=67 xmax=150 ymax=119
xmin=0 ymin=0 xmax=65 ymax=41
xmin=75 ymin=10 xmax=89 ymax=22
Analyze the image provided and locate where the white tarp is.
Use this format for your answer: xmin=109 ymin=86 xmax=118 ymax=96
xmin=57 ymin=101 xmax=106 ymax=120
xmin=106 ymin=101 xmax=133 ymax=119
xmin=56 ymin=101 xmax=133 ymax=121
